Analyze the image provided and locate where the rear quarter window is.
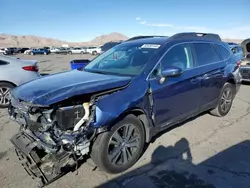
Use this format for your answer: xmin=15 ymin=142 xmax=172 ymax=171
xmin=213 ymin=44 xmax=231 ymax=60
xmin=193 ymin=43 xmax=221 ymax=66
xmin=0 ymin=60 xmax=9 ymax=65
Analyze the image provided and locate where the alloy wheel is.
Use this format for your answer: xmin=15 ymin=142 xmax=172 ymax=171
xmin=220 ymin=87 xmax=233 ymax=113
xmin=107 ymin=124 xmax=141 ymax=166
xmin=0 ymin=87 xmax=11 ymax=105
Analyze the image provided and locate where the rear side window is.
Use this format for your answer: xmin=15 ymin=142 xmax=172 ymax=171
xmin=0 ymin=60 xmax=9 ymax=65
xmin=193 ymin=43 xmax=221 ymax=66
xmin=214 ymin=44 xmax=231 ymax=60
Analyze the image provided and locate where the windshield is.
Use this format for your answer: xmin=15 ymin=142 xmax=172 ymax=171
xmin=84 ymin=43 xmax=161 ymax=76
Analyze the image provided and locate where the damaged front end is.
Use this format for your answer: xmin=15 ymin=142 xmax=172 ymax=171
xmin=8 ymin=96 xmax=97 ymax=187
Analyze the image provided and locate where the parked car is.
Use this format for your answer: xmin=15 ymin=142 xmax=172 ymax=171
xmin=55 ymin=47 xmax=72 ymax=54
xmin=49 ymin=47 xmax=60 ymax=53
xmin=86 ymin=46 xmax=102 ymax=55
xmin=228 ymin=43 xmax=244 ymax=61
xmin=0 ymin=48 xmax=11 ymax=55
xmin=100 ymin=41 xmax=121 ymax=53
xmin=0 ymin=55 xmax=40 ymax=108
xmin=239 ymin=54 xmax=250 ymax=82
xmin=8 ymin=32 xmax=241 ymax=187
xmin=17 ymin=48 xmax=30 ymax=53
xmin=2 ymin=48 xmax=14 ymax=55
xmin=30 ymin=48 xmax=50 ymax=55
xmin=69 ymin=47 xmax=87 ymax=54
xmin=24 ymin=48 xmax=33 ymax=55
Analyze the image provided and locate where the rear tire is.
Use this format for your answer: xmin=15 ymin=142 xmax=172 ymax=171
xmin=0 ymin=82 xmax=15 ymax=108
xmin=44 ymin=52 xmax=47 ymax=55
xmin=91 ymin=114 xmax=145 ymax=174
xmin=31 ymin=52 xmax=34 ymax=55
xmin=92 ymin=51 xmax=97 ymax=55
xmin=210 ymin=82 xmax=234 ymax=117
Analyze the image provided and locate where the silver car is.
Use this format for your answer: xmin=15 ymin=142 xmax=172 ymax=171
xmin=0 ymin=55 xmax=41 ymax=108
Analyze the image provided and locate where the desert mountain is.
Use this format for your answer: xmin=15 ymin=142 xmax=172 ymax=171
xmin=0 ymin=32 xmax=128 ymax=48
xmin=0 ymin=32 xmax=244 ymax=48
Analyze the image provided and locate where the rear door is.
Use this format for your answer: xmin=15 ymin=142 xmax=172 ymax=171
xmin=192 ymin=43 xmax=226 ymax=110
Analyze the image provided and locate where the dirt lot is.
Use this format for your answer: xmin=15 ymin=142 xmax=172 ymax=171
xmin=1 ymin=54 xmax=250 ymax=188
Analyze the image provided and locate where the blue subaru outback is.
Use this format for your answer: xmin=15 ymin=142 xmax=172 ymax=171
xmin=8 ymin=33 xmax=241 ymax=186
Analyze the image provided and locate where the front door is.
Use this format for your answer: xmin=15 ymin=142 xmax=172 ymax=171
xmin=149 ymin=43 xmax=201 ymax=128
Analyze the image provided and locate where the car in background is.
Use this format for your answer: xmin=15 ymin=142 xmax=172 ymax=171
xmin=86 ymin=46 xmax=102 ymax=55
xmin=100 ymin=41 xmax=121 ymax=53
xmin=2 ymin=48 xmax=14 ymax=55
xmin=69 ymin=47 xmax=87 ymax=54
xmin=0 ymin=48 xmax=10 ymax=55
xmin=55 ymin=47 xmax=72 ymax=54
xmin=239 ymin=54 xmax=250 ymax=82
xmin=17 ymin=48 xmax=30 ymax=53
xmin=30 ymin=48 xmax=50 ymax=55
xmin=49 ymin=47 xmax=60 ymax=53
xmin=8 ymin=32 xmax=241 ymax=187
xmin=24 ymin=48 xmax=33 ymax=55
xmin=228 ymin=43 xmax=244 ymax=61
xmin=0 ymin=55 xmax=40 ymax=108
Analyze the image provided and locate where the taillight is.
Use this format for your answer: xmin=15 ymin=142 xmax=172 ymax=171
xmin=237 ymin=61 xmax=241 ymax=67
xmin=22 ymin=65 xmax=38 ymax=72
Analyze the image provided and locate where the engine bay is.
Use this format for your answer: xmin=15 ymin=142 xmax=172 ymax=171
xmin=8 ymin=96 xmax=96 ymax=187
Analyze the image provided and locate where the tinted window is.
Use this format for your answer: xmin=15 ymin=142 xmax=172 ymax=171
xmin=0 ymin=60 xmax=9 ymax=65
xmin=161 ymin=43 xmax=194 ymax=70
xmin=214 ymin=44 xmax=231 ymax=60
xmin=193 ymin=43 xmax=221 ymax=66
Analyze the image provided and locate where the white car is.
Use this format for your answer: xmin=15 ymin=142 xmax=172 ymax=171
xmin=0 ymin=48 xmax=11 ymax=55
xmin=50 ymin=48 xmax=60 ymax=53
xmin=86 ymin=46 xmax=102 ymax=55
xmin=69 ymin=47 xmax=86 ymax=54
xmin=0 ymin=48 xmax=6 ymax=55
xmin=0 ymin=55 xmax=41 ymax=108
xmin=24 ymin=48 xmax=33 ymax=55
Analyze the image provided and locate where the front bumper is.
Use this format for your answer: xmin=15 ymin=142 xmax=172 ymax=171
xmin=11 ymin=131 xmax=74 ymax=187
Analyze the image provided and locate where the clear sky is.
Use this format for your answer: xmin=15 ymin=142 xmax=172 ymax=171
xmin=1 ymin=0 xmax=250 ymax=41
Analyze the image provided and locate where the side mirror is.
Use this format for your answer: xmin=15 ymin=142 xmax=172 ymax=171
xmin=161 ymin=67 xmax=182 ymax=78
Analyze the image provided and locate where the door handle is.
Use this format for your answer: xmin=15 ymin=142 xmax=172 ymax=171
xmin=190 ymin=78 xmax=199 ymax=84
xmin=202 ymin=74 xmax=209 ymax=80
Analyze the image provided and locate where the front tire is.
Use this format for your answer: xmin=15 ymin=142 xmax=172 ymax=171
xmin=210 ymin=82 xmax=234 ymax=117
xmin=91 ymin=114 xmax=145 ymax=174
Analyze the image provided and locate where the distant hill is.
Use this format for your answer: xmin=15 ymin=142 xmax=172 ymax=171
xmin=0 ymin=32 xmax=128 ymax=47
xmin=0 ymin=32 xmax=245 ymax=47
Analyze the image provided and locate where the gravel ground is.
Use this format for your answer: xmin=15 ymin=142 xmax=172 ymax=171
xmin=0 ymin=54 xmax=250 ymax=188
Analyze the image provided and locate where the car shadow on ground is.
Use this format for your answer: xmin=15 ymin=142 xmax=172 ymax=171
xmin=97 ymin=138 xmax=250 ymax=188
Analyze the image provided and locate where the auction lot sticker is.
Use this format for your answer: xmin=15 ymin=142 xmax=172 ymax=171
xmin=141 ymin=44 xmax=161 ymax=49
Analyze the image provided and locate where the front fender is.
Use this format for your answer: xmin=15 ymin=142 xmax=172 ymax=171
xmin=92 ymin=78 xmax=150 ymax=129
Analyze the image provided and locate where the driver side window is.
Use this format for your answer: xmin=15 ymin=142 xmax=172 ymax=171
xmin=161 ymin=43 xmax=194 ymax=70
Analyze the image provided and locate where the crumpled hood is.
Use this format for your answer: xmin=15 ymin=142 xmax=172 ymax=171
xmin=11 ymin=70 xmax=131 ymax=106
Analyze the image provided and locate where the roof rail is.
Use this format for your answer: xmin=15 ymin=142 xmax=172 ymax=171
xmin=169 ymin=32 xmax=222 ymax=41
xmin=126 ymin=35 xmax=166 ymax=41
